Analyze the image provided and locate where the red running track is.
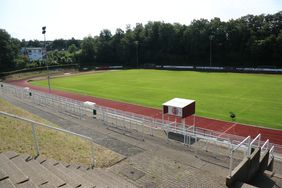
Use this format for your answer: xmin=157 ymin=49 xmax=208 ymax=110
xmin=7 ymin=79 xmax=282 ymax=146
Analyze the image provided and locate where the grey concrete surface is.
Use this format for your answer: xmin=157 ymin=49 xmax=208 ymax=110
xmin=1 ymin=94 xmax=282 ymax=188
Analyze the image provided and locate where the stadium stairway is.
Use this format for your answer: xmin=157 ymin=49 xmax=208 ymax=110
xmin=0 ymin=151 xmax=137 ymax=188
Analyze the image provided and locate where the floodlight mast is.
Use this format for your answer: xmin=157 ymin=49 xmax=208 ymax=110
xmin=135 ymin=41 xmax=139 ymax=69
xmin=42 ymin=26 xmax=51 ymax=92
xmin=209 ymin=32 xmax=228 ymax=68
xmin=209 ymin=35 xmax=214 ymax=67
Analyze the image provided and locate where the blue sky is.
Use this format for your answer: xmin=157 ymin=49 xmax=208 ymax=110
xmin=0 ymin=0 xmax=281 ymax=40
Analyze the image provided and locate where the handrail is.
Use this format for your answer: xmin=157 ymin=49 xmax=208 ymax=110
xmin=0 ymin=111 xmax=96 ymax=168
xmin=106 ymin=112 xmax=143 ymax=124
xmin=229 ymin=136 xmax=251 ymax=176
xmin=248 ymin=134 xmax=261 ymax=155
xmin=269 ymin=145 xmax=275 ymax=162
xmin=261 ymin=139 xmax=269 ymax=151
xmin=232 ymin=136 xmax=250 ymax=152
xmin=270 ymin=145 xmax=275 ymax=153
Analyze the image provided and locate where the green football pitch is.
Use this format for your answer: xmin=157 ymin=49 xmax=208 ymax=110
xmin=31 ymin=70 xmax=282 ymax=129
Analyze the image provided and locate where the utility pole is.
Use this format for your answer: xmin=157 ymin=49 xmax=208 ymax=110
xmin=42 ymin=26 xmax=51 ymax=92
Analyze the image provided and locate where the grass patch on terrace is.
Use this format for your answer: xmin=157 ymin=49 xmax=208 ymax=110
xmin=0 ymin=98 xmax=124 ymax=167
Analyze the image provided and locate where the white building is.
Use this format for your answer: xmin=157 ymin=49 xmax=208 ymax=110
xmin=21 ymin=47 xmax=44 ymax=61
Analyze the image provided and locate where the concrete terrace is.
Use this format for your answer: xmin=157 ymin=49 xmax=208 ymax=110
xmin=1 ymin=92 xmax=282 ymax=187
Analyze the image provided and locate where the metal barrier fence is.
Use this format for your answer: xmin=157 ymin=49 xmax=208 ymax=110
xmin=1 ymin=82 xmax=281 ymax=161
xmin=0 ymin=83 xmax=87 ymax=118
xmin=0 ymin=111 xmax=96 ymax=168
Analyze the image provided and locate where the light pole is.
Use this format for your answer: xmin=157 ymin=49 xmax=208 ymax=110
xmin=134 ymin=41 xmax=139 ymax=68
xmin=209 ymin=35 xmax=214 ymax=67
xmin=42 ymin=26 xmax=51 ymax=92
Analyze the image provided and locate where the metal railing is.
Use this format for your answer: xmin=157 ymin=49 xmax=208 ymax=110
xmin=0 ymin=111 xmax=96 ymax=168
xmin=248 ymin=134 xmax=261 ymax=156
xmin=229 ymin=136 xmax=251 ymax=176
xmin=228 ymin=133 xmax=276 ymax=177
xmin=1 ymin=82 xmax=282 ymax=159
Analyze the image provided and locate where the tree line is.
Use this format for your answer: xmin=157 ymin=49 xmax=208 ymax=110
xmin=0 ymin=11 xmax=281 ymax=72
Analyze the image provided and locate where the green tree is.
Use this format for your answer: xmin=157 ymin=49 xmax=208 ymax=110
xmin=0 ymin=29 xmax=18 ymax=71
xmin=72 ymin=11 xmax=282 ymax=68
xmin=27 ymin=39 xmax=41 ymax=47
xmin=79 ymin=36 xmax=97 ymax=65
xmin=68 ymin=44 xmax=78 ymax=53
xmin=51 ymin=39 xmax=67 ymax=50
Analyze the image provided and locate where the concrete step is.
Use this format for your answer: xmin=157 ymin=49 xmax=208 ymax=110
xmin=0 ymin=169 xmax=9 ymax=181
xmin=0 ymin=154 xmax=29 ymax=184
xmin=95 ymin=169 xmax=136 ymax=188
xmin=3 ymin=153 xmax=48 ymax=186
xmin=39 ymin=183 xmax=73 ymax=188
xmin=86 ymin=168 xmax=132 ymax=188
xmin=3 ymin=151 xmax=19 ymax=159
xmin=0 ymin=178 xmax=16 ymax=188
xmin=105 ymin=170 xmax=137 ymax=187
xmin=38 ymin=182 xmax=56 ymax=188
xmin=16 ymin=180 xmax=38 ymax=188
xmin=40 ymin=160 xmax=81 ymax=188
xmin=1 ymin=151 xmax=135 ymax=188
xmin=82 ymin=168 xmax=118 ymax=188
xmin=65 ymin=164 xmax=82 ymax=171
xmin=66 ymin=164 xmax=80 ymax=170
xmin=21 ymin=154 xmax=66 ymax=187
xmin=51 ymin=162 xmax=95 ymax=188
xmin=68 ymin=165 xmax=111 ymax=188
